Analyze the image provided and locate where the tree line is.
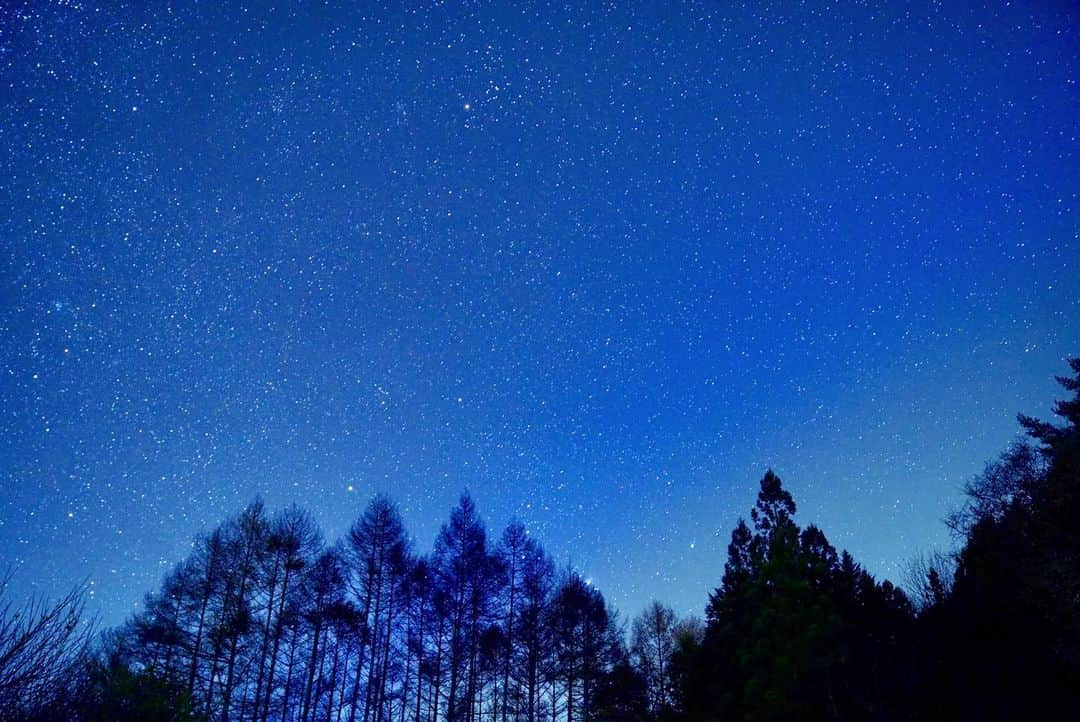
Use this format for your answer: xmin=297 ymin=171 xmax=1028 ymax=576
xmin=2 ymin=358 xmax=1077 ymax=721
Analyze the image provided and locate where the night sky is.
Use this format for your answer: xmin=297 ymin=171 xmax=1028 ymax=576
xmin=1 ymin=1 xmax=1077 ymax=628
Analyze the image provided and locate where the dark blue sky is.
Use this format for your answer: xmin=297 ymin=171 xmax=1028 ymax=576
xmin=1 ymin=1 xmax=1076 ymax=627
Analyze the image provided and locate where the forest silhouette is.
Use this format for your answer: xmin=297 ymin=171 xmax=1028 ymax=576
xmin=2 ymin=359 xmax=1077 ymax=722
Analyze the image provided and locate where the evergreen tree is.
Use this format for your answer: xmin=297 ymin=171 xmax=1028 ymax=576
xmin=692 ymin=471 xmax=913 ymax=722
xmin=920 ymin=357 xmax=1080 ymax=721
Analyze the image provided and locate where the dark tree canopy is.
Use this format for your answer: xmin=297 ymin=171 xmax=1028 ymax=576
xmin=6 ymin=359 xmax=1079 ymax=722
xmin=687 ymin=471 xmax=913 ymax=722
xmin=918 ymin=357 xmax=1080 ymax=722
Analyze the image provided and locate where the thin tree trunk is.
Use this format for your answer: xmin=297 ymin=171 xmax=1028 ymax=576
xmin=254 ymin=556 xmax=282 ymax=721
xmin=301 ymin=617 xmax=324 ymax=722
xmin=280 ymin=623 xmax=301 ymax=722
xmin=412 ymin=597 xmax=425 ymax=722
xmin=262 ymin=563 xmax=294 ymax=722
xmin=188 ymin=574 xmax=213 ymax=699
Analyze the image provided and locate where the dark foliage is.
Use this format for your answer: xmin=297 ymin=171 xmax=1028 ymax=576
xmin=915 ymin=358 xmax=1080 ymax=721
xmin=72 ymin=659 xmax=203 ymax=722
xmin=9 ymin=360 xmax=1079 ymax=722
xmin=682 ymin=472 xmax=913 ymax=722
xmin=673 ymin=359 xmax=1079 ymax=722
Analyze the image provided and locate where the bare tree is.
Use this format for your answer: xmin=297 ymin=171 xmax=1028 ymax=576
xmin=99 ymin=494 xmax=616 ymax=722
xmin=946 ymin=441 xmax=1046 ymax=538
xmin=629 ymin=601 xmax=676 ymax=715
xmin=0 ymin=570 xmax=94 ymax=720
xmin=904 ymin=551 xmax=956 ymax=612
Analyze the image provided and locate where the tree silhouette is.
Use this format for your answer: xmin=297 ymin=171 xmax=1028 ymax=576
xmin=918 ymin=357 xmax=1080 ymax=721
xmin=689 ymin=471 xmax=913 ymax=722
xmin=14 ymin=359 xmax=1078 ymax=722
xmin=629 ymin=602 xmax=677 ymax=717
xmin=0 ymin=574 xmax=93 ymax=722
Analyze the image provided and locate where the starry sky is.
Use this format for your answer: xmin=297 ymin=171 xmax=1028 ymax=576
xmin=1 ymin=1 xmax=1077 ymax=628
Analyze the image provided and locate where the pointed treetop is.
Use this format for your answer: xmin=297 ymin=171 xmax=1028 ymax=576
xmin=750 ymin=469 xmax=796 ymax=535
xmin=1018 ymin=356 xmax=1080 ymax=454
